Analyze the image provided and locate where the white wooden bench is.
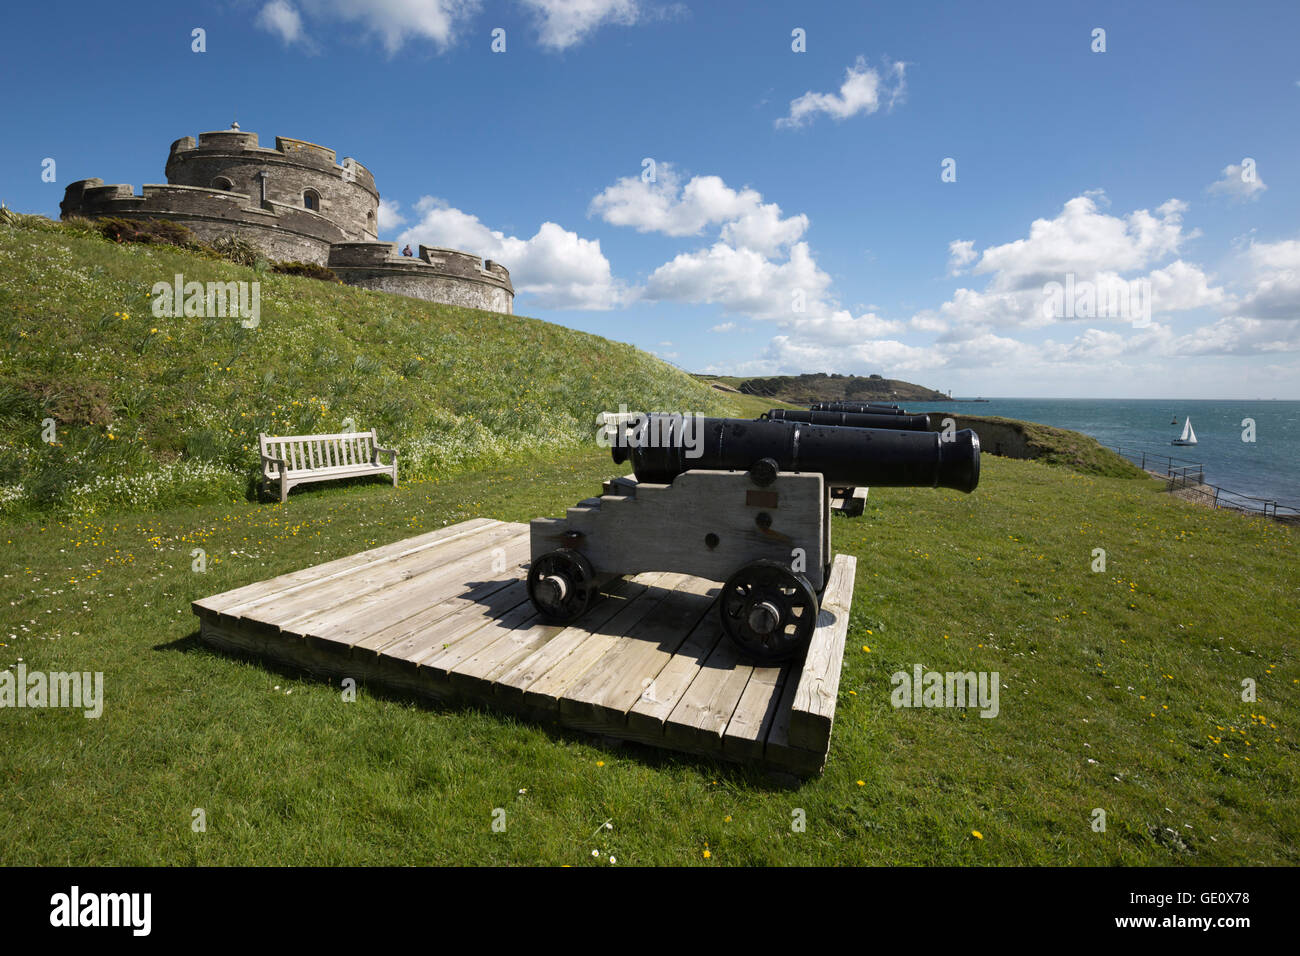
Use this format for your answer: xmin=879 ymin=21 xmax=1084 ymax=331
xmin=259 ymin=430 xmax=398 ymax=503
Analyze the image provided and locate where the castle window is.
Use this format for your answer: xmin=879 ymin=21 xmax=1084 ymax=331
xmin=303 ymin=189 xmax=321 ymax=211
xmin=212 ymin=177 xmax=234 ymax=191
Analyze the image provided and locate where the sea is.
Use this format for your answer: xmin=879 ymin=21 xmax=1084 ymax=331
xmin=903 ymin=399 xmax=1300 ymax=508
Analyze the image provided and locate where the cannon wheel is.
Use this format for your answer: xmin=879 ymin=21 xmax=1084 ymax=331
xmin=528 ymin=550 xmax=597 ymax=623
xmin=718 ymin=559 xmax=819 ymax=664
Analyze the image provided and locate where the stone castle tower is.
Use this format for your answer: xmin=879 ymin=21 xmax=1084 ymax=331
xmin=60 ymin=126 xmax=513 ymax=314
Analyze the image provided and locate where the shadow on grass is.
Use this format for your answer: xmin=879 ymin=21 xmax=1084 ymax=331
xmin=244 ymin=471 xmax=398 ymax=504
xmin=155 ymin=626 xmax=801 ymax=791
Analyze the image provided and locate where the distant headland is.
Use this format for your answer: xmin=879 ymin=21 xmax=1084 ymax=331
xmin=694 ymin=372 xmax=950 ymax=405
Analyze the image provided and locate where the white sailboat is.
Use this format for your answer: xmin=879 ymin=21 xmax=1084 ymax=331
xmin=1172 ymin=417 xmax=1198 ymax=446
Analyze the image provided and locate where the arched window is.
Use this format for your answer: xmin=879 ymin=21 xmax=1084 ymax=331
xmin=303 ymin=189 xmax=321 ymax=211
xmin=212 ymin=177 xmax=234 ymax=191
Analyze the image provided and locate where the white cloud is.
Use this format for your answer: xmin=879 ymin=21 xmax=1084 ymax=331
xmin=776 ymin=56 xmax=906 ymax=129
xmin=589 ymin=164 xmax=807 ymax=255
xmin=710 ymin=322 xmax=736 ymax=333
xmin=758 ymin=335 xmax=943 ymax=376
xmin=275 ymin=0 xmax=480 ymax=54
xmin=909 ymin=313 xmax=949 ymax=333
xmin=396 ymin=197 xmax=621 ymax=309
xmin=1147 ymin=260 xmax=1227 ymax=313
xmin=902 ymin=194 xmax=1218 ymax=332
xmin=947 ymin=239 xmax=977 ymax=274
xmin=641 ymin=241 xmax=831 ymax=319
xmin=971 ymin=195 xmax=1193 ymax=292
xmin=776 ymin=311 xmax=903 ymax=344
xmin=1233 ymin=239 xmax=1300 ymax=319
xmin=1207 ymin=162 xmax=1267 ymax=202
xmin=720 ymin=192 xmax=1298 ymax=383
xmin=520 ymin=0 xmax=640 ymax=50
xmin=593 ymin=164 xmax=832 ymax=322
xmin=1167 ymin=317 xmax=1300 ymax=356
xmin=377 ymin=198 xmax=406 ymax=232
xmin=256 ymin=0 xmax=305 ymax=44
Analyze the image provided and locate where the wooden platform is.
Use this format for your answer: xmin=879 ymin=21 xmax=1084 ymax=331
xmin=830 ymin=486 xmax=869 ymax=516
xmin=192 ymin=518 xmax=856 ymax=775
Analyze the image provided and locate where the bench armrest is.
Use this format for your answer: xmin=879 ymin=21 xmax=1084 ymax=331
xmin=373 ymin=445 xmax=398 ymax=465
xmin=260 ymin=453 xmax=287 ymax=476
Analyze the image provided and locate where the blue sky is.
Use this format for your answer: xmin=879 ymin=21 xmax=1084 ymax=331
xmin=2 ymin=0 xmax=1297 ymax=398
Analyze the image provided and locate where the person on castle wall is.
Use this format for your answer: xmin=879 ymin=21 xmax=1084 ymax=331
xmin=401 ymin=244 xmax=413 ymax=257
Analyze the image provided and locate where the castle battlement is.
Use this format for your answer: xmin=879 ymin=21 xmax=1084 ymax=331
xmin=327 ymin=242 xmax=514 ymax=301
xmin=61 ymin=126 xmax=513 ymax=314
xmin=165 ymin=130 xmax=378 ymax=195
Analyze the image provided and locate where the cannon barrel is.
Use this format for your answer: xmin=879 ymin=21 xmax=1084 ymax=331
xmin=611 ymin=415 xmax=980 ymax=492
xmin=766 ymin=408 xmax=931 ymax=431
xmin=810 ymin=401 xmax=903 ymax=414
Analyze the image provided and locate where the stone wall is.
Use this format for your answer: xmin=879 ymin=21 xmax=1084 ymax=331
xmin=328 ymin=243 xmax=515 ymax=313
xmin=60 ymin=179 xmax=341 ymax=265
xmin=928 ymin=414 xmax=1032 ymax=459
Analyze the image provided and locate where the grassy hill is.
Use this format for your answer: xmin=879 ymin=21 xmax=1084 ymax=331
xmin=0 ymin=216 xmax=750 ymax=517
xmin=695 ymin=371 xmax=949 ymax=404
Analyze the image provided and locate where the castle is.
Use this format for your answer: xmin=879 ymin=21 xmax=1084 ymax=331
xmin=60 ymin=126 xmax=514 ymax=314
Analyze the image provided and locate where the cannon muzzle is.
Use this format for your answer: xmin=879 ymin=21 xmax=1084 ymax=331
xmin=611 ymin=414 xmax=980 ymax=492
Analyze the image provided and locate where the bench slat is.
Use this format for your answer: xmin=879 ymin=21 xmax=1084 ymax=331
xmin=262 ymin=431 xmax=379 ymax=443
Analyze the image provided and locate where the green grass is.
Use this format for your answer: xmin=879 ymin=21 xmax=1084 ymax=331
xmin=2 ymin=448 xmax=1295 ymax=865
xmin=0 ymin=220 xmax=746 ymax=517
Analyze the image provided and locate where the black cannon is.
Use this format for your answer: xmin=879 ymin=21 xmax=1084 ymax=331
xmin=528 ymin=413 xmax=980 ymax=663
xmin=764 ymin=407 xmax=931 ymax=431
xmin=810 ymin=401 xmax=904 ymax=415
xmin=612 ymin=415 xmax=978 ymax=491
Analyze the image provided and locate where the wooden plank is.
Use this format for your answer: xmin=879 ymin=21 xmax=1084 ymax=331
xmin=347 ymin=569 xmax=527 ymax=656
xmin=223 ymin=520 xmax=517 ymax=630
xmin=518 ymin=574 xmax=688 ymax=712
xmin=762 ymin=666 xmax=822 ymax=774
xmin=721 ymin=663 xmax=788 ymax=762
xmin=789 ymin=554 xmax=857 ymax=752
xmin=289 ymin=530 xmax=530 ymax=646
xmin=260 ymin=431 xmax=382 ymax=443
xmin=625 ymin=615 xmax=725 ymax=740
xmin=378 ymin=579 xmax=533 ymax=666
xmin=493 ymin=573 xmax=672 ymax=706
xmin=416 ymin=590 xmax=546 ymax=676
xmin=198 ymin=615 xmax=459 ymax=707
xmin=192 ymin=517 xmax=500 ymax=617
xmin=559 ymin=576 xmax=718 ymax=727
xmin=662 ymin=625 xmax=754 ymax=753
xmin=446 ymin=577 xmax=642 ymax=689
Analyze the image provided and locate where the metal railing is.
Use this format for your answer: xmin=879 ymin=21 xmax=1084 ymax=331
xmin=1111 ymin=446 xmax=1300 ymax=520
